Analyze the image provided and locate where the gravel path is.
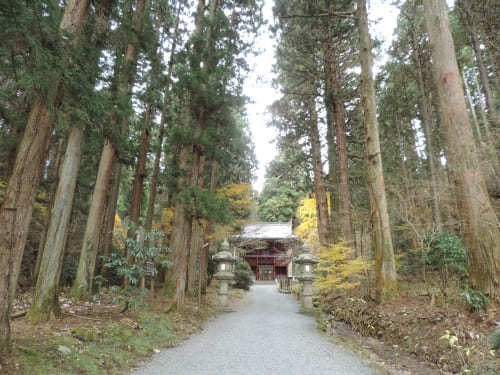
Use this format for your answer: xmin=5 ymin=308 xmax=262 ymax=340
xmin=130 ymin=284 xmax=376 ymax=375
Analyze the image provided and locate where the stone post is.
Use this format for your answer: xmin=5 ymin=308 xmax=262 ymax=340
xmin=295 ymin=252 xmax=318 ymax=310
xmin=213 ymin=240 xmax=235 ymax=308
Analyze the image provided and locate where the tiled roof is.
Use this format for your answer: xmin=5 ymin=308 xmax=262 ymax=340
xmin=236 ymin=222 xmax=296 ymax=240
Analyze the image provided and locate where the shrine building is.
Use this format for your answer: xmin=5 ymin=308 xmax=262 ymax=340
xmin=232 ymin=222 xmax=300 ymax=281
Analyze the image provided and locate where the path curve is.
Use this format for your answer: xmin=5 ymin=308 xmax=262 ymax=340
xmin=131 ymin=284 xmax=375 ymax=375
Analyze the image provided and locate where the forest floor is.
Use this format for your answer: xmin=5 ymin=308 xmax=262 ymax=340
xmin=0 ymin=282 xmax=244 ymax=375
xmin=319 ymin=276 xmax=500 ymax=375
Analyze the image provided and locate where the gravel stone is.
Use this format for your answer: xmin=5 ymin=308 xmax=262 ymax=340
xmin=131 ymin=284 xmax=376 ymax=375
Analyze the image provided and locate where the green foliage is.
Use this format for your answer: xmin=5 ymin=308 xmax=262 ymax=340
xmin=425 ymin=232 xmax=468 ymax=292
xmin=233 ymin=260 xmax=254 ymax=290
xmin=257 ymin=150 xmax=310 ymax=222
xmin=460 ymin=288 xmax=489 ymax=314
xmin=396 ymin=248 xmax=427 ymax=275
xmin=105 ymin=226 xmax=169 ymax=286
xmin=181 ymin=185 xmax=233 ymax=224
xmin=10 ymin=307 xmax=202 ymax=375
xmin=60 ymin=254 xmax=79 ymax=287
xmin=110 ymin=286 xmax=150 ymax=311
xmin=490 ymin=330 xmax=500 ymax=351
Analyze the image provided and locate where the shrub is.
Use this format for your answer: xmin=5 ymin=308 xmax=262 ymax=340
xmin=105 ymin=226 xmax=169 ymax=286
xmin=425 ymin=232 xmax=468 ymax=293
xmin=461 ymin=288 xmax=489 ymax=313
xmin=314 ymin=241 xmax=371 ymax=295
xmin=490 ymin=329 xmax=500 ymax=350
xmin=233 ymin=260 xmax=253 ymax=290
xmin=60 ymin=254 xmax=78 ymax=286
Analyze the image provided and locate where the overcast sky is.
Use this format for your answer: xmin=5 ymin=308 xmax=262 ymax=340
xmin=244 ymin=0 xmax=457 ymax=193
xmin=243 ymin=0 xmax=404 ymax=193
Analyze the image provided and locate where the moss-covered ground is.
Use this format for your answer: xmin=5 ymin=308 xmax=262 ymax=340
xmin=1 ymin=284 xmax=244 ymax=374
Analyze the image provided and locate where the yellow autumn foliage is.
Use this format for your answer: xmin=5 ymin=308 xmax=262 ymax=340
xmin=295 ymin=195 xmax=371 ymax=294
xmin=295 ymin=196 xmax=320 ymax=251
xmin=163 ymin=207 xmax=174 ymax=236
xmin=211 ymin=183 xmax=254 ymax=242
xmin=314 ymin=242 xmax=371 ymax=293
xmin=112 ymin=214 xmax=127 ymax=250
xmin=216 ymin=183 xmax=253 ymax=216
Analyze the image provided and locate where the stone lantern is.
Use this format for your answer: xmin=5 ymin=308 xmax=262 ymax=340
xmin=295 ymin=250 xmax=318 ymax=309
xmin=213 ymin=240 xmax=236 ymax=308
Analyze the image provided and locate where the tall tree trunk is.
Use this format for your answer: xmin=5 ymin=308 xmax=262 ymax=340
xmin=324 ymin=61 xmax=338 ymax=230
xmin=71 ymin=140 xmax=115 ymax=297
xmin=166 ymin=0 xmax=218 ymax=307
xmin=34 ymin=139 xmax=65 ymax=282
xmin=127 ymin=106 xmax=152 ymax=288
xmin=200 ymin=160 xmax=218 ymax=296
xmin=473 ymin=74 xmax=493 ymax=143
xmin=99 ymin=160 xmax=121 ymax=276
xmin=472 ymin=73 xmax=500 ymax=193
xmin=308 ymin=102 xmax=333 ymax=248
xmin=71 ymin=0 xmax=149 ymax=297
xmin=357 ymin=0 xmax=398 ymax=302
xmin=28 ymin=126 xmax=84 ymax=320
xmin=2 ymin=125 xmax=22 ymax=181
xmin=144 ymin=127 xmax=162 ymax=234
xmin=462 ymin=70 xmax=483 ymax=144
xmin=187 ymin=156 xmax=205 ymax=295
xmin=165 ymin=135 xmax=194 ymax=306
xmin=144 ymin=14 xmax=180 ymax=234
xmin=461 ymin=5 xmax=500 ymax=129
xmin=423 ymin=0 xmax=500 ymax=297
xmin=30 ymin=0 xmax=114 ymax=314
xmin=411 ymin=36 xmax=443 ymax=231
xmin=327 ymin=48 xmax=354 ymax=248
xmin=0 ymin=0 xmax=91 ymax=354
xmin=128 ymin=105 xmax=152 ymax=235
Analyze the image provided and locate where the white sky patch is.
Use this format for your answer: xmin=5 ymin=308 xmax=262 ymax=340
xmin=243 ymin=0 xmax=279 ymax=193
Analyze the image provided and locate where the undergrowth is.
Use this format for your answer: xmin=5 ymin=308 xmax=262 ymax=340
xmin=2 ymin=287 xmax=224 ymax=374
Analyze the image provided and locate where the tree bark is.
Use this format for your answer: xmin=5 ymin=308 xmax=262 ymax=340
xmin=462 ymin=70 xmax=483 ymax=144
xmin=462 ymin=4 xmax=500 ymax=129
xmin=99 ymin=159 xmax=121 ymax=276
xmin=200 ymin=160 xmax=218 ymax=296
xmin=0 ymin=0 xmax=91 ymax=354
xmin=28 ymin=126 xmax=84 ymax=320
xmin=2 ymin=125 xmax=22 ymax=182
xmin=357 ymin=0 xmax=398 ymax=302
xmin=166 ymin=0 xmax=218 ymax=307
xmin=187 ymin=156 xmax=205 ymax=295
xmin=327 ymin=47 xmax=354 ymax=248
xmin=71 ymin=140 xmax=116 ymax=297
xmin=165 ymin=136 xmax=194 ymax=306
xmin=423 ymin=0 xmax=500 ymax=297
xmin=144 ymin=13 xmax=180 ymax=234
xmin=30 ymin=0 xmax=114 ymax=314
xmin=411 ymin=34 xmax=443 ymax=231
xmin=71 ymin=0 xmax=148 ymax=297
xmin=127 ymin=106 xmax=152 ymax=288
xmin=308 ymin=102 xmax=333 ymax=248
xmin=128 ymin=105 xmax=152 ymax=235
xmin=34 ymin=139 xmax=65 ymax=283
